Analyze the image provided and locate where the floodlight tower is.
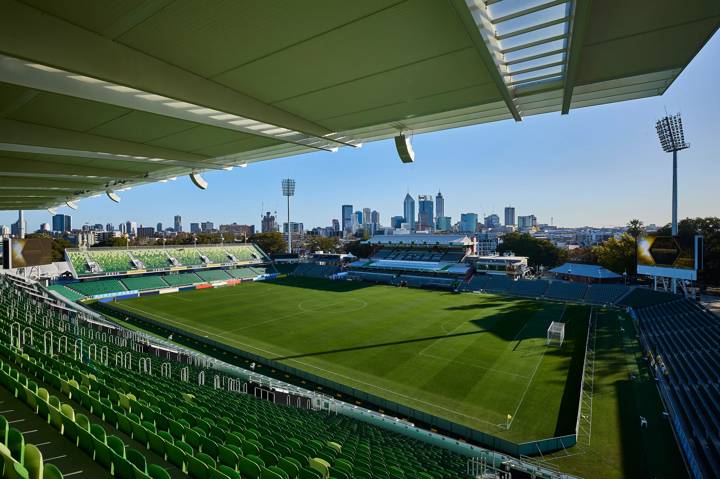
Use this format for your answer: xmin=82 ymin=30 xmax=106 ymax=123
xmin=655 ymin=113 xmax=689 ymax=236
xmin=282 ymin=179 xmax=296 ymax=254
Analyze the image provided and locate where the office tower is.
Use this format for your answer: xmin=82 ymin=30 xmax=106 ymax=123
xmin=354 ymin=210 xmax=363 ymax=226
xmin=190 ymin=223 xmax=200 ymax=234
xmin=403 ymin=194 xmax=415 ymax=231
xmin=341 ymin=205 xmax=353 ymax=232
xmin=137 ymin=227 xmax=155 ymax=238
xmin=518 ymin=215 xmax=538 ymax=229
xmin=417 ymin=195 xmax=434 ymax=231
xmin=484 ymin=214 xmax=500 ymax=228
xmin=174 ymin=215 xmax=182 ymax=233
xmin=332 ymin=219 xmax=340 ymax=232
xmin=390 ymin=216 xmax=404 ymax=229
xmin=201 ymin=221 xmax=214 ymax=232
xmin=436 ymin=216 xmax=451 ymax=231
xmin=362 ymin=207 xmax=372 ymax=226
xmin=125 ymin=221 xmax=137 ymax=236
xmin=106 ymin=223 xmax=114 ymax=232
xmin=504 ymin=206 xmax=516 ymax=226
xmin=156 ymin=222 xmax=163 ymax=233
xmin=460 ymin=213 xmax=478 ymax=233
xmin=261 ymin=211 xmax=277 ymax=233
xmin=435 ymin=191 xmax=444 ymax=227
xmin=371 ymin=210 xmax=380 ymax=226
xmin=119 ymin=223 xmax=127 ymax=235
xmin=52 ymin=214 xmax=71 ymax=233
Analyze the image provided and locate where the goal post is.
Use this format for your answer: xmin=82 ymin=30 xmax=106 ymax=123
xmin=547 ymin=321 xmax=565 ymax=347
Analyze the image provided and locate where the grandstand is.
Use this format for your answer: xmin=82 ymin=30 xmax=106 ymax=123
xmin=0 ymin=274 xmax=484 ymax=479
xmin=66 ymin=244 xmax=268 ymax=279
xmin=633 ymin=298 xmax=720 ymax=477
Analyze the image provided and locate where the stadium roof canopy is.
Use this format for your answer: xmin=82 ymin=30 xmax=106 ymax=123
xmin=367 ymin=234 xmax=473 ymax=246
xmin=549 ymin=262 xmax=622 ymax=279
xmin=0 ymin=0 xmax=718 ymax=210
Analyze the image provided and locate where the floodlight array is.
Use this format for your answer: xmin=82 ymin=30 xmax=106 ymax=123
xmin=281 ymin=178 xmax=296 ymax=197
xmin=656 ymin=113 xmax=689 ymax=153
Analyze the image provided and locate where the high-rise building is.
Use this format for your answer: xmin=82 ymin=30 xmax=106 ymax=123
xmin=282 ymin=222 xmax=304 ymax=234
xmin=435 ymin=191 xmax=444 ymax=228
xmin=484 ymin=214 xmax=500 ymax=228
xmin=332 ymin=219 xmax=340 ymax=232
xmin=156 ymin=222 xmax=163 ymax=233
xmin=220 ymin=223 xmax=255 ymax=236
xmin=504 ymin=206 xmax=516 ymax=226
xmin=354 ymin=210 xmax=363 ymax=226
xmin=362 ymin=207 xmax=372 ymax=226
xmin=125 ymin=221 xmax=137 ymax=236
xmin=137 ymin=227 xmax=155 ymax=238
xmin=261 ymin=211 xmax=277 ymax=233
xmin=40 ymin=223 xmax=51 ymax=232
xmin=190 ymin=223 xmax=200 ymax=234
xmin=52 ymin=214 xmax=71 ymax=233
xmin=436 ymin=216 xmax=451 ymax=231
xmin=119 ymin=223 xmax=127 ymax=235
xmin=341 ymin=205 xmax=353 ymax=232
xmin=390 ymin=216 xmax=404 ymax=229
xmin=460 ymin=213 xmax=478 ymax=233
xmin=11 ymin=219 xmax=26 ymax=237
xmin=518 ymin=215 xmax=538 ymax=229
xmin=370 ymin=210 xmax=380 ymax=226
xmin=106 ymin=223 xmax=114 ymax=232
xmin=201 ymin=221 xmax=214 ymax=232
xmin=403 ymin=194 xmax=415 ymax=231
xmin=174 ymin=215 xmax=182 ymax=233
xmin=417 ymin=195 xmax=434 ymax=231
xmin=0 ymin=225 xmax=10 ymax=237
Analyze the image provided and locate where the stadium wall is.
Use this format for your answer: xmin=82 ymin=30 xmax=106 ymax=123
xmin=94 ymin=300 xmax=582 ymax=457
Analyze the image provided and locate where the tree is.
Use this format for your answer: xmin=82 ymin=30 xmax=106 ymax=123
xmin=248 ymin=232 xmax=287 ymax=256
xmin=343 ymin=240 xmax=376 ymax=259
xmin=656 ymin=217 xmax=720 ymax=286
xmin=592 ymin=233 xmax=636 ymax=275
xmin=626 ymin=219 xmax=644 ymax=276
xmin=305 ymin=236 xmax=339 ymax=253
xmin=496 ymin=232 xmax=567 ymax=268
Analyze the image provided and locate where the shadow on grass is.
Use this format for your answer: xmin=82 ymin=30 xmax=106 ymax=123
xmin=272 ymin=329 xmax=489 ymax=361
xmin=266 ymin=276 xmax=374 ymax=293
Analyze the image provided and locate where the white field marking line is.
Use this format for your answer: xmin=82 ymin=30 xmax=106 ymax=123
xmin=287 ymin=356 xmax=503 ymax=428
xmin=228 ymin=296 xmax=365 ymax=333
xmin=44 ymin=455 xmax=67 ymax=462
xmin=64 ymin=471 xmax=84 ymax=477
xmin=419 ymin=352 xmax=532 ymax=380
xmin=0 ymin=409 xmax=14 ymax=413
xmin=507 ymin=304 xmax=568 ymax=429
xmin=8 ymin=419 xmax=25 ymax=424
xmin=21 ymin=429 xmax=37 ymax=434
xmin=35 ymin=441 xmax=51 ymax=447
xmin=125 ymin=299 xmax=502 ymax=427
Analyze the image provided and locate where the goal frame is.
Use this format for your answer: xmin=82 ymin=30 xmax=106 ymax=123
xmin=547 ymin=321 xmax=566 ymax=347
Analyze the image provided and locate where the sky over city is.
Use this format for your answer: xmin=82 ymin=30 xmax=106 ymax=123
xmin=2 ymin=33 xmax=718 ymax=233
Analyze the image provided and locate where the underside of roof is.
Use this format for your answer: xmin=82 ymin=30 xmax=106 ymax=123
xmin=0 ymin=0 xmax=718 ymax=210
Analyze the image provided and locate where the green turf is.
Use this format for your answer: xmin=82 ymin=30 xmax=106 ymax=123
xmin=544 ymin=309 xmax=687 ymax=479
xmin=112 ymin=277 xmax=586 ymax=443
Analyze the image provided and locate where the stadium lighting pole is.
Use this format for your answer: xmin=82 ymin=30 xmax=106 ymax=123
xmin=282 ymin=179 xmax=296 ymax=254
xmin=655 ymin=113 xmax=689 ymax=293
xmin=655 ymin=113 xmax=690 ymax=236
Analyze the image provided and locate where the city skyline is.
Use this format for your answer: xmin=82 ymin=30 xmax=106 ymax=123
xmin=1 ymin=34 xmax=718 ymax=232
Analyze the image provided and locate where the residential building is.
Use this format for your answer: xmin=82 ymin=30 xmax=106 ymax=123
xmin=332 ymin=219 xmax=340 ymax=232
xmin=220 ymin=223 xmax=255 ymax=236
xmin=200 ymin=221 xmax=214 ymax=232
xmin=362 ymin=207 xmax=372 ymax=226
xmin=137 ymin=226 xmax=156 ymax=238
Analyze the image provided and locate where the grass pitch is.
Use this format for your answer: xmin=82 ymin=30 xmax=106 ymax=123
xmin=113 ymin=277 xmax=588 ymax=442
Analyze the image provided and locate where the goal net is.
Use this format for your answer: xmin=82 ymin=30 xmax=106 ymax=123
xmin=547 ymin=321 xmax=566 ymax=347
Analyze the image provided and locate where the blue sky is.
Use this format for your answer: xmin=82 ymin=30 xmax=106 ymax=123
xmin=2 ymin=33 xmax=719 ymax=232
